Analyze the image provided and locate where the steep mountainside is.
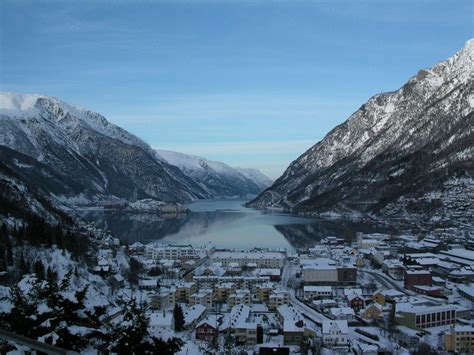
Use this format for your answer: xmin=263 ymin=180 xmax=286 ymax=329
xmin=249 ymin=40 xmax=474 ymax=226
xmin=0 ymin=93 xmax=209 ymax=204
xmin=234 ymin=167 xmax=273 ymax=191
xmin=156 ymin=150 xmax=271 ymax=197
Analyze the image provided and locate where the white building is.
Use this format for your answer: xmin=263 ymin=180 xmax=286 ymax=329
xmin=210 ymin=251 xmax=285 ymax=268
xmin=322 ymin=320 xmax=349 ymax=348
xmin=145 ymin=244 xmax=199 ymax=260
xmin=303 ymin=286 xmax=333 ymax=300
xmin=302 ymin=259 xmax=338 ymax=284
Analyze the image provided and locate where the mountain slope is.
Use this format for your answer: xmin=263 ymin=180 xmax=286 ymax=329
xmin=249 ymin=40 xmax=474 ymax=226
xmin=0 ymin=93 xmax=209 ymax=204
xmin=234 ymin=167 xmax=273 ymax=191
xmin=156 ymin=150 xmax=270 ymax=197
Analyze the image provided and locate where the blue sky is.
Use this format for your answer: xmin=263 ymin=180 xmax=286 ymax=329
xmin=1 ymin=0 xmax=472 ymax=178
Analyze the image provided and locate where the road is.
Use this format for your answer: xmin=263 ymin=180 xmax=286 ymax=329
xmin=359 ymin=269 xmax=408 ymax=294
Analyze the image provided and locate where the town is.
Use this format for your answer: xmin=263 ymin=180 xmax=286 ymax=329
xmin=92 ymin=229 xmax=474 ymax=354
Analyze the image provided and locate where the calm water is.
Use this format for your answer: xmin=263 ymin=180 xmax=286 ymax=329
xmin=78 ymin=199 xmax=392 ymax=250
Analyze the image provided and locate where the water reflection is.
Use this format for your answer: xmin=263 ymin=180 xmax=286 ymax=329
xmin=78 ymin=199 xmax=391 ymax=249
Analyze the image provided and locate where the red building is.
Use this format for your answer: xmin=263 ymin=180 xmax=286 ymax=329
xmin=404 ymin=269 xmax=432 ymax=289
xmin=195 ymin=319 xmax=218 ymax=342
xmin=347 ymin=294 xmax=365 ymax=311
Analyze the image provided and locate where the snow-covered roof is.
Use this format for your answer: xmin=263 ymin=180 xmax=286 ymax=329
xmin=322 ymin=320 xmax=348 ymax=334
xmin=184 ymin=304 xmax=206 ymax=325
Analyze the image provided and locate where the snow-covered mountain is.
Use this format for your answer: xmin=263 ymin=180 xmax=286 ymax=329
xmin=249 ymin=40 xmax=474 ymax=226
xmin=234 ymin=167 xmax=273 ymax=191
xmin=156 ymin=150 xmax=271 ymax=197
xmin=0 ymin=93 xmax=210 ymax=205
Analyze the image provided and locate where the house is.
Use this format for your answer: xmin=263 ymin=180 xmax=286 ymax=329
xmin=372 ymin=289 xmax=404 ymax=306
xmin=184 ymin=304 xmax=206 ymax=329
xmin=360 ymin=303 xmax=383 ymax=321
xmin=322 ymin=320 xmax=349 ymax=348
xmin=347 ymin=294 xmax=365 ymax=311
xmin=329 ymin=307 xmax=355 ymax=321
xmin=195 ymin=315 xmax=220 ymax=342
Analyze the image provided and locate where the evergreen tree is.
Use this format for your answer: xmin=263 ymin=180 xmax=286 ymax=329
xmin=110 ymin=297 xmax=152 ymax=353
xmin=33 ymin=260 xmax=45 ymax=279
xmin=173 ymin=304 xmax=185 ymax=331
xmin=46 ymin=266 xmax=58 ymax=284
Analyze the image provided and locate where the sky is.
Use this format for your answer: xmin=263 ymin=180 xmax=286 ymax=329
xmin=0 ymin=0 xmax=472 ymax=179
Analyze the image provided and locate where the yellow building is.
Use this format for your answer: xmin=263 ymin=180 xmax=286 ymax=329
xmin=445 ymin=326 xmax=474 ymax=353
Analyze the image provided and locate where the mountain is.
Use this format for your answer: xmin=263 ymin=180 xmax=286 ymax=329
xmin=0 ymin=93 xmax=210 ymax=205
xmin=156 ymin=150 xmax=271 ymax=197
xmin=234 ymin=167 xmax=273 ymax=191
xmin=249 ymin=40 xmax=474 ymax=226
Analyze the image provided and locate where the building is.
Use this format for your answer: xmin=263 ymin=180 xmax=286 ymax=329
xmin=302 ymin=259 xmax=338 ymax=284
xmin=396 ymin=303 xmax=456 ymax=329
xmin=277 ymin=304 xmax=315 ymax=345
xmin=210 ymin=251 xmax=285 ymax=268
xmin=175 ymin=282 xmax=197 ymax=302
xmin=189 ymin=289 xmax=213 ymax=309
xmin=347 ymin=294 xmax=365 ymax=311
xmin=220 ymin=304 xmax=257 ymax=345
xmin=195 ymin=316 xmax=220 ymax=342
xmin=302 ymin=259 xmax=357 ymax=285
xmin=228 ymin=289 xmax=251 ymax=307
xmin=184 ymin=304 xmax=207 ymax=329
xmin=213 ymin=282 xmax=236 ymax=302
xmin=322 ymin=320 xmax=349 ymax=348
xmin=255 ymin=268 xmax=281 ymax=281
xmin=303 ymin=286 xmax=333 ymax=301
xmin=404 ymin=269 xmax=432 ymax=289
xmin=145 ymin=244 xmax=199 ymax=260
xmin=360 ymin=303 xmax=383 ymax=321
xmin=445 ymin=326 xmax=474 ymax=353
xmin=329 ymin=307 xmax=355 ymax=321
xmin=150 ymin=287 xmax=176 ymax=310
xmin=256 ymin=283 xmax=275 ymax=302
xmin=268 ymin=289 xmax=290 ymax=310
xmin=337 ymin=266 xmax=357 ymax=284
xmin=372 ymin=289 xmax=404 ymax=306
xmin=458 ymin=284 xmax=474 ymax=302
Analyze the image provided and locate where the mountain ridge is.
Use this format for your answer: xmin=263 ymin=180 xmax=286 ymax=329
xmin=248 ymin=39 xmax=474 ymax=227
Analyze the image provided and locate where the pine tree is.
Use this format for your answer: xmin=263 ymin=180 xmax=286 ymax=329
xmin=34 ymin=260 xmax=45 ymax=280
xmin=110 ymin=297 xmax=152 ymax=353
xmin=173 ymin=304 xmax=185 ymax=331
xmin=46 ymin=266 xmax=58 ymax=284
